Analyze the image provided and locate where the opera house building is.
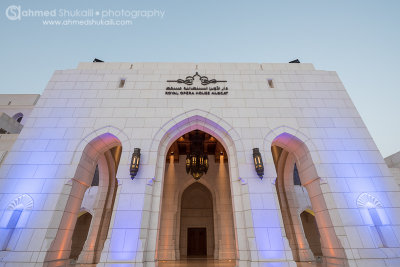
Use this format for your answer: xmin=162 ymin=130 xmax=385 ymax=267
xmin=0 ymin=61 xmax=399 ymax=267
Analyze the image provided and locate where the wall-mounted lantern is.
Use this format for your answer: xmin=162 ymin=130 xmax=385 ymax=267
xmin=253 ymin=148 xmax=264 ymax=179
xmin=130 ymin=148 xmax=141 ymax=179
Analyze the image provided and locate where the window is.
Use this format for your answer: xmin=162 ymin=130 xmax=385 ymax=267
xmin=0 ymin=194 xmax=33 ymax=251
xmin=91 ymin=165 xmax=99 ymax=186
xmin=12 ymin=112 xmax=24 ymax=123
xmin=293 ymin=163 xmax=301 ymax=185
xmin=368 ymin=208 xmax=387 ymax=247
xmin=357 ymin=193 xmax=399 ymax=248
xmin=1 ymin=209 xmax=22 ymax=250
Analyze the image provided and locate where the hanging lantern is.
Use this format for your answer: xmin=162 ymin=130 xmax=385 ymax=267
xmin=185 ymin=131 xmax=209 ymax=180
xmin=130 ymin=148 xmax=141 ymax=179
xmin=253 ymin=148 xmax=264 ymax=179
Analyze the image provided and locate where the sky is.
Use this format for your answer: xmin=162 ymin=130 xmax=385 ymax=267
xmin=0 ymin=0 xmax=399 ymax=157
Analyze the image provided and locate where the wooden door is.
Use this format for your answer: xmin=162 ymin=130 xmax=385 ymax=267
xmin=187 ymin=228 xmax=207 ymax=256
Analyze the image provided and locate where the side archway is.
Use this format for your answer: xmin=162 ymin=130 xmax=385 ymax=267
xmin=44 ymin=133 xmax=122 ymax=266
xmin=268 ymin=131 xmax=348 ymax=266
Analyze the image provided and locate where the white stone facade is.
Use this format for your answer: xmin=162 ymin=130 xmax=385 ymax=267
xmin=0 ymin=62 xmax=399 ymax=267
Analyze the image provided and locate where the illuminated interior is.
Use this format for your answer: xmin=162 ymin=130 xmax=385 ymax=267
xmin=157 ymin=129 xmax=236 ymax=261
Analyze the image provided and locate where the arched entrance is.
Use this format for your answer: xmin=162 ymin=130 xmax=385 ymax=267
xmin=180 ymin=183 xmax=213 ymax=257
xmin=157 ymin=130 xmax=236 ymax=262
xmin=300 ymin=210 xmax=322 ymax=258
xmin=69 ymin=211 xmax=92 ymax=260
xmin=44 ymin=133 xmax=122 ymax=266
xmin=271 ymin=132 xmax=347 ymax=266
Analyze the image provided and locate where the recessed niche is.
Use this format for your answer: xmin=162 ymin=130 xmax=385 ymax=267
xmin=268 ymin=79 xmax=274 ymax=88
xmin=119 ymin=78 xmax=126 ymax=88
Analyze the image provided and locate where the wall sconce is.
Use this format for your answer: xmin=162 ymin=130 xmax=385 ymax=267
xmin=253 ymin=148 xmax=264 ymax=179
xmin=130 ymin=148 xmax=141 ymax=179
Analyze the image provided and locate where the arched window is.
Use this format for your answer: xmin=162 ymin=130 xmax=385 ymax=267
xmin=91 ymin=165 xmax=99 ymax=186
xmin=1 ymin=209 xmax=22 ymax=250
xmin=357 ymin=193 xmax=396 ymax=247
xmin=12 ymin=113 xmax=24 ymax=123
xmin=0 ymin=194 xmax=33 ymax=251
xmin=293 ymin=163 xmax=301 ymax=185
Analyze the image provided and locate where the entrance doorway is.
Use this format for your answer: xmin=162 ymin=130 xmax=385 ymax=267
xmin=300 ymin=211 xmax=322 ymax=258
xmin=187 ymin=228 xmax=207 ymax=256
xmin=180 ymin=183 xmax=213 ymax=257
xmin=157 ymin=129 xmax=236 ymax=261
xmin=69 ymin=212 xmax=92 ymax=260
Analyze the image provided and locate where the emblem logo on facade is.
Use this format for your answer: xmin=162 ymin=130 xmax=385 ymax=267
xmin=167 ymin=72 xmax=226 ymax=86
xmin=166 ymin=72 xmax=228 ymax=96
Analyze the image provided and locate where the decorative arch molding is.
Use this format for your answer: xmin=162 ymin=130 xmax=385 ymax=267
xmin=73 ymin=132 xmax=122 ymax=186
xmin=148 ymin=109 xmax=245 ymax=182
xmin=7 ymin=194 xmax=34 ymax=211
xmin=0 ymin=194 xmax=34 ymax=255
xmin=174 ymin=179 xmax=219 ymax=214
xmin=357 ymin=193 xmax=383 ymax=209
xmin=356 ymin=193 xmax=395 ymax=249
xmin=71 ymin=125 xmax=132 ymax=165
xmin=150 ymin=109 xmax=243 ymax=153
xmin=269 ymin=129 xmax=348 ymax=265
xmin=268 ymin=129 xmax=320 ymax=186
xmin=78 ymin=207 xmax=94 ymax=216
xmin=300 ymin=208 xmax=315 ymax=217
xmin=263 ymin=126 xmax=319 ymax=168
xmin=146 ymin=109 xmax=249 ymax=263
xmin=12 ymin=112 xmax=24 ymax=123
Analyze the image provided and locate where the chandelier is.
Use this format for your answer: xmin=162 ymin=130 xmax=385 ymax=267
xmin=185 ymin=131 xmax=209 ymax=180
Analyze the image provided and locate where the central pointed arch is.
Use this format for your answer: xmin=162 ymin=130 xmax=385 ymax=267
xmin=143 ymin=110 xmax=251 ymax=265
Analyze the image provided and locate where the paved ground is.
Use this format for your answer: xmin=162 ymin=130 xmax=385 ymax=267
xmin=157 ymin=258 xmax=236 ymax=267
xmin=156 ymin=258 xmax=324 ymax=267
xmin=296 ymin=262 xmax=324 ymax=267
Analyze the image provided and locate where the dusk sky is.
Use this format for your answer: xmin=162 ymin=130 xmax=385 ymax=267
xmin=1 ymin=0 xmax=399 ymax=157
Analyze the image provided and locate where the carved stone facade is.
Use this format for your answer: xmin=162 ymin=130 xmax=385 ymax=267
xmin=0 ymin=62 xmax=399 ymax=267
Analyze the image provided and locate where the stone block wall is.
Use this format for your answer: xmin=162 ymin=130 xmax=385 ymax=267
xmin=0 ymin=62 xmax=399 ymax=266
